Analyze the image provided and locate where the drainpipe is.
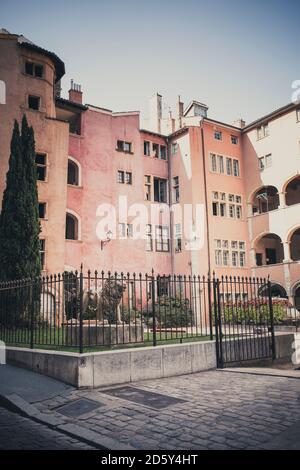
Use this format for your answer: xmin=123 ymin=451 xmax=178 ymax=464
xmin=200 ymin=125 xmax=212 ymax=275
xmin=167 ymin=137 xmax=175 ymax=275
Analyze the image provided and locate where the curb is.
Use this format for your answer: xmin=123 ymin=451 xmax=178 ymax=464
xmin=0 ymin=393 xmax=134 ymax=451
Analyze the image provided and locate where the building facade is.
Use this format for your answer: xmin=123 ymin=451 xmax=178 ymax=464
xmin=0 ymin=30 xmax=299 ymax=309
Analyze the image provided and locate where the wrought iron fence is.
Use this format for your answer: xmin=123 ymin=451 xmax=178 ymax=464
xmin=0 ymin=269 xmax=213 ymax=352
xmin=0 ymin=269 xmax=298 ymax=355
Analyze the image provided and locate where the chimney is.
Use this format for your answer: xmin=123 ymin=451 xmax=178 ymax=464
xmin=177 ymin=95 xmax=184 ymax=118
xmin=68 ymin=79 xmax=83 ymax=104
xmin=149 ymin=93 xmax=162 ymax=133
xmin=233 ymin=118 xmax=246 ymax=129
xmin=177 ymin=95 xmax=184 ymax=129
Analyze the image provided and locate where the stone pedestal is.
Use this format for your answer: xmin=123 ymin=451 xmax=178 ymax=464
xmin=64 ymin=322 xmax=143 ymax=347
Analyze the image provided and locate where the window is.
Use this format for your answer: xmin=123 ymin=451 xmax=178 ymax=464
xmin=240 ymin=251 xmax=246 ymax=267
xmin=66 ymin=213 xmax=79 ymax=240
xmin=116 ymin=140 xmax=132 ymax=153
xmin=257 ymin=123 xmax=269 ymax=140
xmin=223 ymin=250 xmax=229 ymax=266
xmin=118 ymin=171 xmax=132 ymax=184
xmin=212 ymin=202 xmax=218 ymax=216
xmin=214 ymin=131 xmax=222 ymax=140
xmin=218 ymin=155 xmax=224 ymax=173
xmin=296 ymin=108 xmax=300 ymax=122
xmin=212 ymin=192 xmax=242 ymax=219
xmin=171 ymin=142 xmax=178 ymax=155
xmin=25 ymin=61 xmax=44 ymax=78
xmin=236 ymin=205 xmax=242 ymax=219
xmin=214 ymin=239 xmax=246 ymax=267
xmin=233 ymin=159 xmax=240 ymax=177
xmin=210 ymin=153 xmax=217 ymax=172
xmin=226 ymin=158 xmax=233 ymax=175
xmin=231 ymin=135 xmax=238 ymax=145
xmin=154 ymin=177 xmax=167 ymax=203
xmin=144 ymin=141 xmax=150 ymax=156
xmin=153 ymin=143 xmax=159 ymax=158
xmin=146 ymin=224 xmax=153 ymax=251
xmin=117 ymin=170 xmax=125 ymax=184
xmin=265 ymin=154 xmax=272 ymax=167
xmin=175 ymin=224 xmax=182 ymax=253
xmin=232 ymin=251 xmax=238 ymax=267
xmin=38 ymin=203 xmax=46 ymax=219
xmin=155 ymin=226 xmax=169 ymax=252
xmin=215 ymin=250 xmax=222 ymax=266
xmin=119 ymin=223 xmax=126 ymax=238
xmin=144 ymin=175 xmax=151 ymax=201
xmin=125 ymin=172 xmax=132 ymax=184
xmin=220 ymin=203 xmax=226 ymax=217
xmin=28 ymin=95 xmax=40 ymax=110
xmin=258 ymin=157 xmax=265 ymax=170
xmin=173 ymin=176 xmax=179 ymax=203
xmin=157 ymin=278 xmax=169 ymax=297
xmin=127 ymin=224 xmax=133 ymax=238
xmin=160 ymin=145 xmax=167 ymax=160
xmin=67 ymin=159 xmax=79 ymax=186
xmin=35 ymin=153 xmax=47 ymax=181
xmin=259 ymin=154 xmax=272 ymax=170
xmin=229 ymin=205 xmax=235 ymax=218
xmin=119 ymin=223 xmax=133 ymax=238
xmin=39 ymin=239 xmax=46 ymax=269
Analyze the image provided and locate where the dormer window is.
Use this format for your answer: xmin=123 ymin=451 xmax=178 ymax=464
xmin=25 ymin=61 xmax=44 ymax=78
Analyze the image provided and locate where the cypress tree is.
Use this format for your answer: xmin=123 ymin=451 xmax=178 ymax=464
xmin=0 ymin=115 xmax=41 ymax=281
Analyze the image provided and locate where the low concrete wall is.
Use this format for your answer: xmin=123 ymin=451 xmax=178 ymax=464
xmin=6 ymin=340 xmax=216 ymax=388
xmin=6 ymin=333 xmax=298 ymax=388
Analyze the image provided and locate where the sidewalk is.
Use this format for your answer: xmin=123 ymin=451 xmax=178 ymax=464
xmin=0 ymin=363 xmax=300 ymax=450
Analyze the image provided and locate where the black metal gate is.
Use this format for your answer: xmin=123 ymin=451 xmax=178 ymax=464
xmin=212 ymin=275 xmax=276 ymax=368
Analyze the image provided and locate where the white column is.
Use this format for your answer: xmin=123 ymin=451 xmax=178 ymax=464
xmin=283 ymin=241 xmax=291 ymax=263
xmin=279 ymin=192 xmax=286 ymax=209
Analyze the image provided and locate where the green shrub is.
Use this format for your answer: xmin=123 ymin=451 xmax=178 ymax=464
xmin=219 ymin=298 xmax=291 ymax=324
xmin=142 ymin=295 xmax=193 ymax=328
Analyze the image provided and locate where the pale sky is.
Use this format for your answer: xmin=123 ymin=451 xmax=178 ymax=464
xmin=1 ymin=0 xmax=299 ymax=126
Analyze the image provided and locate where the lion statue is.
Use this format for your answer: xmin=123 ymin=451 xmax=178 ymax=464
xmin=82 ymin=279 xmax=126 ymax=323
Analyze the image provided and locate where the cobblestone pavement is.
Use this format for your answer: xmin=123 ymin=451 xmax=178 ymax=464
xmin=0 ymin=406 xmax=96 ymax=450
xmin=33 ymin=370 xmax=300 ymax=450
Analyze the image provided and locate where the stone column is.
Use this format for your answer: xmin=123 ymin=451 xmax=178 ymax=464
xmin=283 ymin=241 xmax=291 ymax=263
xmin=279 ymin=192 xmax=286 ymax=209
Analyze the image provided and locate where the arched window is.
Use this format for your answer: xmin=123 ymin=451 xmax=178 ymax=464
xmin=290 ymin=228 xmax=300 ymax=261
xmin=285 ymin=176 xmax=300 ymax=206
xmin=66 ymin=212 xmax=79 ymax=240
xmin=259 ymin=283 xmax=287 ymax=298
xmin=254 ymin=233 xmax=284 ymax=266
xmin=0 ymin=80 xmax=6 ymax=104
xmin=67 ymin=159 xmax=79 ymax=186
xmin=252 ymin=186 xmax=279 ymax=215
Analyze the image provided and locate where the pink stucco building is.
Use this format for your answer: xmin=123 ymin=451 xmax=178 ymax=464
xmin=0 ymin=29 xmax=300 ymax=310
